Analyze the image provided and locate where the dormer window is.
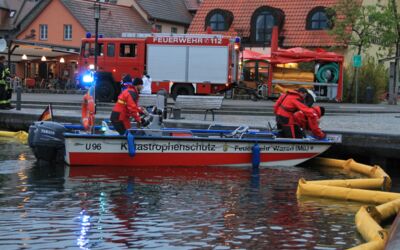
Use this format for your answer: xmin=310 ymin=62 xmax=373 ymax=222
xmin=306 ymin=7 xmax=331 ymax=30
xmin=250 ymin=6 xmax=285 ymax=44
xmin=210 ymin=13 xmax=225 ymax=31
xmin=205 ymin=9 xmax=233 ymax=31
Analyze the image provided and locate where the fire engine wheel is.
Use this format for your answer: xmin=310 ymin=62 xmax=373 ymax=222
xmin=95 ymin=79 xmax=115 ymax=102
xmin=171 ymin=84 xmax=194 ymax=100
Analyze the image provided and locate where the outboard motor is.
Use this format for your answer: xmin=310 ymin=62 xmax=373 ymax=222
xmin=28 ymin=121 xmax=66 ymax=163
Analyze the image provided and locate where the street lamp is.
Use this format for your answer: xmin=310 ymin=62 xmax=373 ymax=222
xmin=88 ymin=0 xmax=105 ymax=71
xmin=59 ymin=57 xmax=65 ymax=85
xmin=22 ymin=54 xmax=28 ymax=85
xmin=94 ymin=0 xmax=101 ymax=72
xmin=88 ymin=0 xmax=105 ymax=122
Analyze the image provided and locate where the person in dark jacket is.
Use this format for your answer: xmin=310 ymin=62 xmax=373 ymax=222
xmin=293 ymin=106 xmax=326 ymax=139
xmin=273 ymin=88 xmax=315 ymax=138
xmin=110 ymin=75 xmax=149 ymax=135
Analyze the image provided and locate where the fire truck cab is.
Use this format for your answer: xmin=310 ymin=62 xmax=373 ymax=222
xmin=78 ymin=33 xmax=240 ymax=102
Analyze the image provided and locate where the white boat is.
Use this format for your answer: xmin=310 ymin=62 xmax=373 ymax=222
xmin=63 ymin=125 xmax=340 ymax=167
xmin=29 ymin=110 xmax=341 ymax=168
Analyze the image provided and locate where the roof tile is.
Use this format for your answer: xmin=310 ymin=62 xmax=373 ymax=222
xmin=188 ymin=0 xmax=340 ymax=47
xmin=61 ymin=0 xmax=151 ymax=38
xmin=136 ymin=0 xmax=193 ymax=25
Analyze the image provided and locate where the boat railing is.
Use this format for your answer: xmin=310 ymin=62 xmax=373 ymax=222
xmin=128 ymin=128 xmax=194 ymax=137
xmin=229 ymin=126 xmax=249 ymax=138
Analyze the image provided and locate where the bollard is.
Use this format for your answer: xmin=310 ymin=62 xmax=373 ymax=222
xmin=16 ymin=85 xmax=22 ymax=110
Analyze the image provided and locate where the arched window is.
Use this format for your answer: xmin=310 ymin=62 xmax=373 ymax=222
xmin=250 ymin=7 xmax=285 ymax=44
xmin=306 ymin=7 xmax=330 ymax=30
xmin=255 ymin=10 xmax=274 ymax=42
xmin=210 ymin=13 xmax=225 ymax=31
xmin=205 ymin=9 xmax=233 ymax=31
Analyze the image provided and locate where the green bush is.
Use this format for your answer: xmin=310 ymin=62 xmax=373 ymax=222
xmin=343 ymin=56 xmax=388 ymax=103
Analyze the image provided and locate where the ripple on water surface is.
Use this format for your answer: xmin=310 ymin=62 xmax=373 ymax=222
xmin=0 ymin=139 xmax=364 ymax=249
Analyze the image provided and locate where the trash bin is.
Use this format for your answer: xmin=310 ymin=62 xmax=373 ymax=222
xmin=225 ymin=89 xmax=233 ymax=99
xmin=365 ymin=86 xmax=373 ymax=103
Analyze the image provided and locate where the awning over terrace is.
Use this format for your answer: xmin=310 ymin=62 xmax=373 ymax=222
xmin=0 ymin=39 xmax=80 ymax=62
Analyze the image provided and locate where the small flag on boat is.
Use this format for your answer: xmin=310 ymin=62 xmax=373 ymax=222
xmin=38 ymin=104 xmax=53 ymax=121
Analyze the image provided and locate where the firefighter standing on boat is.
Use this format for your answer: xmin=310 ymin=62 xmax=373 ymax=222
xmin=0 ymin=56 xmax=11 ymax=109
xmin=110 ymin=75 xmax=149 ymax=135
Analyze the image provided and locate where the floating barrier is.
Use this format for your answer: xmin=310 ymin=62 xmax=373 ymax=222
xmin=274 ymin=83 xmax=312 ymax=94
xmin=311 ymin=158 xmax=390 ymax=182
xmin=297 ymin=179 xmax=400 ymax=204
xmin=0 ymin=130 xmax=28 ymax=144
xmin=298 ymin=157 xmax=400 ymax=250
xmin=386 ymin=211 xmax=400 ymax=250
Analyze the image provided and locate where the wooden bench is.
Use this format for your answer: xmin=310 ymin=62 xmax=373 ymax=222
xmin=168 ymin=95 xmax=224 ymax=121
xmin=138 ymin=94 xmax=166 ymax=111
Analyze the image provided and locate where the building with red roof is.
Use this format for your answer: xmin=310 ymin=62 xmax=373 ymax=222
xmin=188 ymin=0 xmax=342 ymax=50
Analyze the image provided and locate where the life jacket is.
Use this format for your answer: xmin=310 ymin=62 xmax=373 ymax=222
xmin=111 ymin=86 xmax=142 ymax=127
xmin=274 ymin=90 xmax=314 ymax=125
xmin=293 ymin=106 xmax=325 ymax=139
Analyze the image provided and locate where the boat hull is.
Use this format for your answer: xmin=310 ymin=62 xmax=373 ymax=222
xmin=64 ymin=134 xmax=331 ymax=167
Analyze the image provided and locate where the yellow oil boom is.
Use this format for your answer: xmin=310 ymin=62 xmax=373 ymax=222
xmin=297 ymin=157 xmax=400 ymax=250
xmin=0 ymin=130 xmax=28 ymax=144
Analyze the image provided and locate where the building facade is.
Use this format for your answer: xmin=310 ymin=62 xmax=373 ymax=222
xmin=188 ymin=0 xmax=342 ymax=54
xmin=6 ymin=0 xmax=195 ymax=86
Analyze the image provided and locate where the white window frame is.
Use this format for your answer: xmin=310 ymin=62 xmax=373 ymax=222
xmin=64 ymin=24 xmax=72 ymax=40
xmin=39 ymin=24 xmax=48 ymax=40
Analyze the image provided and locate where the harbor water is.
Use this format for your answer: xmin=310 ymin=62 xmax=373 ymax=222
xmin=1 ymin=137 xmax=394 ymax=249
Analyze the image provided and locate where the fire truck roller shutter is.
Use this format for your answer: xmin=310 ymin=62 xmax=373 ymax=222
xmin=147 ymin=45 xmax=187 ymax=82
xmin=171 ymin=83 xmax=194 ymax=100
xmin=187 ymin=46 xmax=229 ymax=84
xmin=95 ymin=72 xmax=117 ymax=102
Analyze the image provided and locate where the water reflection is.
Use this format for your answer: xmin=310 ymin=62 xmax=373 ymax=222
xmin=0 ymin=139 xmax=365 ymax=249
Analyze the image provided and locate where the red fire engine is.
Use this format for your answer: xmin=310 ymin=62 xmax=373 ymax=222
xmin=78 ymin=33 xmax=240 ymax=101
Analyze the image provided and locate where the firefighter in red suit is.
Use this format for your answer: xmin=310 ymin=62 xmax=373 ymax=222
xmin=293 ymin=106 xmax=326 ymax=139
xmin=273 ymin=88 xmax=315 ymax=138
xmin=110 ymin=75 xmax=149 ymax=135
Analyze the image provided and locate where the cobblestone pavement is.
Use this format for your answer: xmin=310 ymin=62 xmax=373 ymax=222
xmin=10 ymin=93 xmax=400 ymax=135
xmin=180 ymin=113 xmax=400 ymax=135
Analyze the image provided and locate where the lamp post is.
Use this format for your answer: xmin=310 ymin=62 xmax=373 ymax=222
xmin=94 ymin=0 xmax=101 ymax=72
xmin=21 ymin=54 xmax=27 ymax=90
xmin=89 ymin=0 xmax=103 ymax=127
xmin=59 ymin=57 xmax=65 ymax=88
